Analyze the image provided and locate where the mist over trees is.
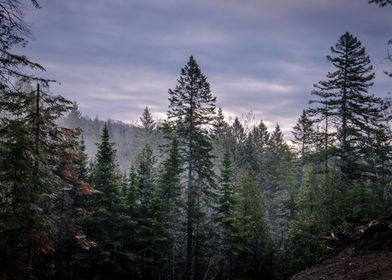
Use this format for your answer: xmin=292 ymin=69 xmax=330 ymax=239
xmin=1 ymin=1 xmax=392 ymax=280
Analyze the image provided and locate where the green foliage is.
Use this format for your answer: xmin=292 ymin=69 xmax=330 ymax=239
xmin=0 ymin=1 xmax=44 ymax=89
xmin=167 ymin=55 xmax=217 ymax=279
xmin=236 ymin=165 xmax=274 ymax=279
xmin=140 ymin=106 xmax=156 ymax=132
xmin=84 ymin=124 xmax=129 ymax=278
xmin=292 ymin=110 xmax=314 ymax=161
xmin=0 ymin=80 xmax=89 ymax=279
xmin=284 ymin=168 xmax=349 ymax=275
xmin=309 ymin=32 xmax=385 ymax=182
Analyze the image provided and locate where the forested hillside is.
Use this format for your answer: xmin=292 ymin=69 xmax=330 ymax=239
xmin=1 ymin=1 xmax=392 ymax=280
xmin=59 ymin=107 xmax=164 ymax=171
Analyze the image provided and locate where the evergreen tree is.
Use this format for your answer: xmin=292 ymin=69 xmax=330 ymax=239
xmin=215 ymin=151 xmax=239 ymax=279
xmin=53 ymin=127 xmax=95 ymax=280
xmin=157 ymin=135 xmax=184 ymax=279
xmin=236 ymin=166 xmax=273 ymax=279
xmin=292 ymin=110 xmax=314 ymax=162
xmin=243 ymin=120 xmax=270 ymax=172
xmin=136 ymin=107 xmax=160 ymax=164
xmin=262 ymin=124 xmax=297 ymax=242
xmin=212 ymin=107 xmax=230 ymax=165
xmin=285 ymin=168 xmax=349 ymax=275
xmin=87 ymin=124 xmax=124 ymax=278
xmin=228 ymin=117 xmax=247 ymax=182
xmin=132 ymin=145 xmax=159 ymax=278
xmin=140 ymin=106 xmax=156 ymax=132
xmin=309 ymin=32 xmax=384 ymax=182
xmin=0 ymin=80 xmax=82 ymax=278
xmin=369 ymin=0 xmax=392 ymax=6
xmin=213 ymin=107 xmax=229 ymax=138
xmin=77 ymin=135 xmax=90 ymax=182
xmin=0 ymin=0 xmax=43 ymax=89
xmin=167 ymin=55 xmax=217 ymax=279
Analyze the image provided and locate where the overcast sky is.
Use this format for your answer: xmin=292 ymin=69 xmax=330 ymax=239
xmin=21 ymin=0 xmax=392 ymax=134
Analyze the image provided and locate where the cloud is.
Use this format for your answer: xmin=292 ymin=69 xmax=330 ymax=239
xmin=19 ymin=0 xmax=392 ymax=138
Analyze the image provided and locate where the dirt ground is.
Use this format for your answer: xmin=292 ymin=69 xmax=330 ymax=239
xmin=290 ymin=249 xmax=392 ymax=280
xmin=290 ymin=212 xmax=392 ymax=280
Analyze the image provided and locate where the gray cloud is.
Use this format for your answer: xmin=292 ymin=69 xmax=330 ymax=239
xmin=19 ymin=0 xmax=392 ymax=138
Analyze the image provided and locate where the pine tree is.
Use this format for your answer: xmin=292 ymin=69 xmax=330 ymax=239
xmin=167 ymin=55 xmax=217 ymax=279
xmin=140 ymin=106 xmax=156 ymax=132
xmin=77 ymin=135 xmax=90 ymax=182
xmin=157 ymin=135 xmax=184 ymax=279
xmin=228 ymin=117 xmax=247 ymax=182
xmin=215 ymin=151 xmax=239 ymax=279
xmin=212 ymin=107 xmax=230 ymax=165
xmin=53 ymin=126 xmax=95 ymax=280
xmin=132 ymin=145 xmax=159 ymax=278
xmin=369 ymin=0 xmax=392 ymax=7
xmin=136 ymin=107 xmax=160 ymax=162
xmin=236 ymin=166 xmax=273 ymax=278
xmin=0 ymin=80 xmax=84 ymax=278
xmin=244 ymin=120 xmax=270 ymax=172
xmin=0 ymin=0 xmax=43 ymax=89
xmin=285 ymin=167 xmax=349 ymax=274
xmin=309 ymin=32 xmax=385 ymax=182
xmin=90 ymin=124 xmax=122 ymax=229
xmin=292 ymin=110 xmax=314 ymax=162
xmin=87 ymin=124 xmax=124 ymax=278
xmin=262 ymin=124 xmax=297 ymax=242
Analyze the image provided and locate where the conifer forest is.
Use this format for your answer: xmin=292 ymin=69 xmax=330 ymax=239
xmin=1 ymin=1 xmax=392 ymax=280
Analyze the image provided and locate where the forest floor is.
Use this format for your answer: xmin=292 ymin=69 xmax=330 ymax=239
xmin=290 ymin=212 xmax=392 ymax=280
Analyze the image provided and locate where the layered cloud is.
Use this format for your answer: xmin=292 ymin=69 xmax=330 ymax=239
xmin=20 ymin=0 xmax=392 ymax=136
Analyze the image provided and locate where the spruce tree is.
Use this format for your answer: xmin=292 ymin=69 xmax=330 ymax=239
xmin=132 ymin=145 xmax=158 ymax=278
xmin=262 ymin=124 xmax=297 ymax=242
xmin=369 ymin=0 xmax=392 ymax=7
xmin=285 ymin=168 xmax=349 ymax=274
xmin=215 ymin=151 xmax=239 ymax=279
xmin=87 ymin=124 xmax=124 ymax=278
xmin=0 ymin=80 xmax=85 ymax=278
xmin=309 ymin=32 xmax=384 ymax=182
xmin=292 ymin=110 xmax=314 ymax=162
xmin=0 ymin=0 xmax=43 ymax=89
xmin=157 ymin=135 xmax=184 ymax=279
xmin=167 ymin=55 xmax=216 ymax=279
xmin=244 ymin=120 xmax=270 ymax=172
xmin=236 ymin=166 xmax=273 ymax=278
xmin=228 ymin=117 xmax=247 ymax=182
xmin=140 ymin=106 xmax=156 ymax=132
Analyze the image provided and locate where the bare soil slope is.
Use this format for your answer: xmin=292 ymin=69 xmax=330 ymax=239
xmin=290 ymin=213 xmax=392 ymax=280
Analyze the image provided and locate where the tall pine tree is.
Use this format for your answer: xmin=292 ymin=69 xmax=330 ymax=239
xmin=167 ymin=55 xmax=217 ymax=279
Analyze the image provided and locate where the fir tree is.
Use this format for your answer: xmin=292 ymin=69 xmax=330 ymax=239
xmin=309 ymin=32 xmax=384 ymax=182
xmin=236 ymin=166 xmax=273 ymax=279
xmin=0 ymin=80 xmax=83 ymax=278
xmin=369 ymin=0 xmax=392 ymax=6
xmin=157 ymin=135 xmax=184 ymax=279
xmin=140 ymin=106 xmax=156 ymax=132
xmin=132 ymin=145 xmax=158 ymax=278
xmin=167 ymin=55 xmax=217 ymax=279
xmin=215 ymin=151 xmax=239 ymax=279
xmin=285 ymin=168 xmax=349 ymax=274
xmin=292 ymin=110 xmax=314 ymax=162
xmin=87 ymin=124 xmax=124 ymax=278
xmin=262 ymin=124 xmax=297 ymax=242
xmin=0 ymin=0 xmax=43 ymax=89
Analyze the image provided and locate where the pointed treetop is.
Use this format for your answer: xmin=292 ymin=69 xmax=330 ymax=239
xmin=140 ymin=106 xmax=156 ymax=131
xmin=102 ymin=123 xmax=110 ymax=140
xmin=369 ymin=0 xmax=392 ymax=7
